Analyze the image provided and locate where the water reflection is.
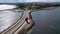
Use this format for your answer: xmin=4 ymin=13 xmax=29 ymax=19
xmin=0 ymin=11 xmax=22 ymax=32
xmin=31 ymin=7 xmax=60 ymax=34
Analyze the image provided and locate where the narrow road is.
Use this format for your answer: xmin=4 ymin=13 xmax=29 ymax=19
xmin=1 ymin=10 xmax=32 ymax=34
xmin=1 ymin=11 xmax=27 ymax=34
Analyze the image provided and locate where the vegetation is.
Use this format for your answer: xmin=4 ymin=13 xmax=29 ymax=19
xmin=32 ymin=5 xmax=47 ymax=10
xmin=55 ymin=4 xmax=60 ymax=6
xmin=15 ymin=3 xmax=60 ymax=11
xmin=16 ymin=4 xmax=27 ymax=10
xmin=16 ymin=4 xmax=48 ymax=10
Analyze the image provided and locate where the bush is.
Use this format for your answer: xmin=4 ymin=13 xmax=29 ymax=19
xmin=16 ymin=4 xmax=27 ymax=10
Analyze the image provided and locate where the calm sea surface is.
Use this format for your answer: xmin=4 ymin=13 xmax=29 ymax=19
xmin=31 ymin=7 xmax=60 ymax=34
xmin=0 ymin=11 xmax=22 ymax=32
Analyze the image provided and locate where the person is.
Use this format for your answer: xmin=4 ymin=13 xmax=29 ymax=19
xmin=25 ymin=18 xmax=29 ymax=24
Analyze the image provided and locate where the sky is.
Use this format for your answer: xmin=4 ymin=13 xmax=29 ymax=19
xmin=0 ymin=0 xmax=18 ymax=3
xmin=0 ymin=0 xmax=60 ymax=3
xmin=20 ymin=0 xmax=60 ymax=2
